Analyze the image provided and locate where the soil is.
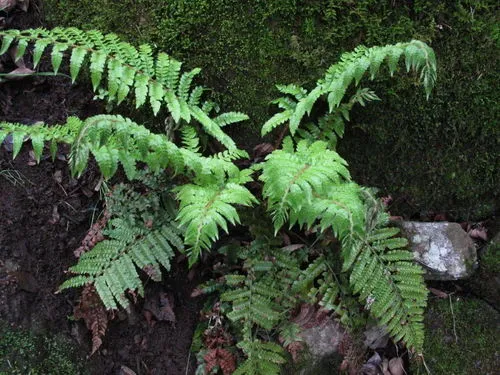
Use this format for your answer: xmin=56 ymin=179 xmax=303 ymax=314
xmin=0 ymin=4 xmax=203 ymax=375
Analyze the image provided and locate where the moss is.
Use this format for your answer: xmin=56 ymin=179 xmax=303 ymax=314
xmin=42 ymin=0 xmax=499 ymax=218
xmin=411 ymin=297 xmax=500 ymax=375
xmin=481 ymin=241 xmax=500 ymax=274
xmin=0 ymin=322 xmax=87 ymax=375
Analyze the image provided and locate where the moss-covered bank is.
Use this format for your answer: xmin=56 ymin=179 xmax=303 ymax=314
xmin=42 ymin=0 xmax=499 ymax=218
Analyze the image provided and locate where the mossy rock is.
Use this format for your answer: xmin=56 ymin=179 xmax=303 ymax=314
xmin=412 ymin=296 xmax=500 ymax=374
xmin=0 ymin=321 xmax=88 ymax=375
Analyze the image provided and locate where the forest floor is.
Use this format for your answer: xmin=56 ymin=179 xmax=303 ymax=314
xmin=1 ymin=3 xmax=499 ymax=375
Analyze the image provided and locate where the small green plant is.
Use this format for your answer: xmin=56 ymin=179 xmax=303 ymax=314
xmin=0 ymin=27 xmax=436 ymax=373
xmin=0 ymin=322 xmax=88 ymax=375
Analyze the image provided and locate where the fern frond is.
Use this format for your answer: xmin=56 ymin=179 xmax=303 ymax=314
xmin=261 ymin=110 xmax=293 ymax=136
xmin=260 ymin=139 xmax=352 ymax=232
xmin=264 ymin=40 xmax=436 ymax=136
xmin=234 ymin=340 xmax=286 ymax=375
xmin=0 ymin=27 xmax=243 ymax=149
xmin=189 ymin=105 xmax=237 ymax=150
xmin=341 ymin=193 xmax=427 ymax=352
xmin=176 ymin=180 xmax=257 ymax=265
xmin=59 ymin=218 xmax=183 ymax=310
xmin=214 ymin=112 xmax=249 ymax=128
xmin=180 ymin=126 xmax=200 ymax=153
xmin=0 ymin=115 xmax=244 ymax=182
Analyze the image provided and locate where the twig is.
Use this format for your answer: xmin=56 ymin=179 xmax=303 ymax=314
xmin=448 ymin=295 xmax=458 ymax=344
xmin=185 ymin=346 xmax=192 ymax=375
xmin=420 ymin=354 xmax=432 ymax=375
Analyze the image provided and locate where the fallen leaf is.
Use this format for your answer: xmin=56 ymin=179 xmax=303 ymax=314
xmin=4 ymin=67 xmax=34 ymax=81
xmin=27 ymin=150 xmax=37 ymax=166
xmin=282 ymin=244 xmax=305 ymax=252
xmin=48 ymin=205 xmax=60 ymax=224
xmin=0 ymin=0 xmax=17 ymax=12
xmin=18 ymin=0 xmax=29 ymax=12
xmin=53 ymin=170 xmax=63 ymax=184
xmin=468 ymin=227 xmax=487 ymax=241
xmin=428 ymin=287 xmax=449 ymax=298
xmin=253 ymin=142 xmax=274 ymax=158
xmin=388 ymin=357 xmax=404 ymax=375
xmin=119 ymin=365 xmax=137 ymax=375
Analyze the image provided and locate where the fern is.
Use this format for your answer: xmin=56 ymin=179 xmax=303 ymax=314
xmin=0 ymin=27 xmax=248 ymax=151
xmin=1 ymin=32 xmax=437 ymax=363
xmin=0 ymin=115 xmax=243 ymax=181
xmin=259 ymin=138 xmax=357 ymax=233
xmin=58 ymin=175 xmax=184 ymax=310
xmin=262 ymin=40 xmax=436 ymax=137
xmin=233 ymin=340 xmax=287 ymax=375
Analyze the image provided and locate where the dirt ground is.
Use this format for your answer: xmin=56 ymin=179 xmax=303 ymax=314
xmin=0 ymin=4 xmax=203 ymax=375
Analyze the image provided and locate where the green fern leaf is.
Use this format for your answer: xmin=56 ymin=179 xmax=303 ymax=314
xmin=51 ymin=44 xmax=68 ymax=74
xmin=89 ymin=50 xmax=107 ymax=91
xmin=32 ymin=39 xmax=50 ymax=68
xmin=0 ymin=32 xmax=16 ymax=55
xmin=177 ymin=67 xmax=201 ymax=100
xmin=165 ymin=89 xmax=181 ymax=123
xmin=261 ymin=110 xmax=292 ymax=136
xmin=214 ymin=112 xmax=249 ymax=128
xmin=69 ymin=47 xmax=88 ymax=83
xmin=177 ymin=182 xmax=257 ymax=265
xmin=11 ymin=131 xmax=25 ymax=159
xmin=14 ymin=38 xmax=28 ymax=62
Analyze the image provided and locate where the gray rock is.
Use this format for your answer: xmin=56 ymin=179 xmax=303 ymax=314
xmin=298 ymin=318 xmax=345 ymax=375
xmin=398 ymin=221 xmax=477 ymax=280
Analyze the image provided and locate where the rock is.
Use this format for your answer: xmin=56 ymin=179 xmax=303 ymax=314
xmin=301 ymin=318 xmax=344 ymax=358
xmin=364 ymin=325 xmax=389 ymax=349
xmin=398 ymin=221 xmax=477 ymax=280
xmin=298 ymin=318 xmax=345 ymax=374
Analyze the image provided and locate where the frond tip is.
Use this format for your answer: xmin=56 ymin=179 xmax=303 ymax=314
xmin=176 ymin=177 xmax=257 ymax=266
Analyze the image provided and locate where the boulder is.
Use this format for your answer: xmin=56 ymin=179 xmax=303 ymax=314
xmin=398 ymin=221 xmax=477 ymax=280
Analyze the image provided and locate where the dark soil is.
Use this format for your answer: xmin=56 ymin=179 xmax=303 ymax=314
xmin=0 ymin=4 xmax=202 ymax=375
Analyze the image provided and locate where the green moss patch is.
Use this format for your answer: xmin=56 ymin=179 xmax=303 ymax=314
xmin=0 ymin=322 xmax=87 ymax=375
xmin=412 ymin=297 xmax=500 ymax=374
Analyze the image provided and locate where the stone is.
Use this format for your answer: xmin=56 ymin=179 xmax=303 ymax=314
xmin=398 ymin=221 xmax=477 ymax=280
xmin=297 ymin=318 xmax=345 ymax=375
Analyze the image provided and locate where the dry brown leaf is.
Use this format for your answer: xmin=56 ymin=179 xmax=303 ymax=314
xmin=18 ymin=0 xmax=28 ymax=11
xmin=428 ymin=287 xmax=449 ymax=298
xmin=204 ymin=348 xmax=236 ymax=375
xmin=119 ymin=365 xmax=137 ymax=375
xmin=388 ymin=357 xmax=404 ymax=375
xmin=74 ymin=285 xmax=109 ymax=355
xmin=468 ymin=227 xmax=487 ymax=241
xmin=253 ymin=142 xmax=274 ymax=158
xmin=74 ymin=211 xmax=109 ymax=257
xmin=4 ymin=67 xmax=34 ymax=80
xmin=282 ymin=244 xmax=305 ymax=252
xmin=0 ymin=0 xmax=17 ymax=12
